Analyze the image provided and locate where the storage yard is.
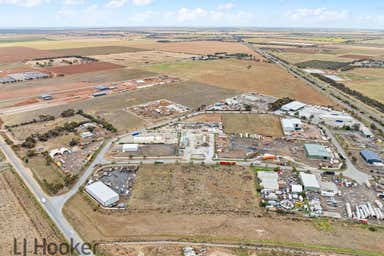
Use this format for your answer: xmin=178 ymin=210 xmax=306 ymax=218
xmin=127 ymin=99 xmax=189 ymax=121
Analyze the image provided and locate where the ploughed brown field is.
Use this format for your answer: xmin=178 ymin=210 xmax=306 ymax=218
xmin=44 ymin=61 xmax=123 ymax=75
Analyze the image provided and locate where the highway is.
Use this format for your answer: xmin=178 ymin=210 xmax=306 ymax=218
xmin=0 ymin=136 xmax=113 ymax=256
xmin=245 ymin=43 xmax=384 ymax=133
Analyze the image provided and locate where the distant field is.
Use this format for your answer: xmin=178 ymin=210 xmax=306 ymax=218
xmin=222 ymin=113 xmax=283 ymax=137
xmin=144 ymin=59 xmax=334 ymax=106
xmin=0 ymin=38 xmax=152 ymax=49
xmin=296 ymin=60 xmax=349 ymax=70
xmin=92 ymin=50 xmax=194 ymax=68
xmin=0 ymin=46 xmax=56 ymax=63
xmin=339 ymin=68 xmax=384 ymax=103
xmin=44 ymin=62 xmax=123 ymax=75
xmin=273 ymin=51 xmax=351 ymax=64
xmin=52 ymin=45 xmax=147 ymax=56
xmin=132 ymin=40 xmax=256 ymax=55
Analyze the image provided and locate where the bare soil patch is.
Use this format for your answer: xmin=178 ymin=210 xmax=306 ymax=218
xmin=52 ymin=46 xmax=147 ymax=56
xmin=0 ymin=46 xmax=57 ymax=63
xmin=222 ymin=113 xmax=283 ymax=137
xmin=44 ymin=62 xmax=123 ymax=75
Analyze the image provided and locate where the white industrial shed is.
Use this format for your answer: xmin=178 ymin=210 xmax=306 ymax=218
xmin=299 ymin=172 xmax=320 ymax=192
xmin=257 ymin=171 xmax=279 ymax=190
xmin=122 ymin=144 xmax=139 ymax=152
xmin=85 ymin=181 xmax=119 ymax=207
xmin=281 ymin=101 xmax=306 ymax=112
xmin=281 ymin=118 xmax=302 ymax=135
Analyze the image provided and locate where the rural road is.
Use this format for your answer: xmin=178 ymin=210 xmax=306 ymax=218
xmin=0 ymin=137 xmax=115 ymax=256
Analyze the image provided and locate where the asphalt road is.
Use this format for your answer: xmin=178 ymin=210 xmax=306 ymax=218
xmin=0 ymin=137 xmax=115 ymax=256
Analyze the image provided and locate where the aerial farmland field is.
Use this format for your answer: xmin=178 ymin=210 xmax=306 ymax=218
xmin=144 ymin=58 xmax=334 ymax=106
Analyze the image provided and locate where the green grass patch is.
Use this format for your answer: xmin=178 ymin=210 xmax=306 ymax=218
xmin=313 ymin=218 xmax=335 ymax=232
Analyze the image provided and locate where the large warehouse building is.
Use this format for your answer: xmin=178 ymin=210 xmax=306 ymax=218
xmin=304 ymin=144 xmax=332 ymax=160
xmin=299 ymin=172 xmax=320 ymax=192
xmin=257 ymin=171 xmax=279 ymax=190
xmin=85 ymin=181 xmax=119 ymax=207
xmin=360 ymin=150 xmax=383 ymax=165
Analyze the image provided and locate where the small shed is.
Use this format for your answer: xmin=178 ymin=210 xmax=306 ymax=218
xmin=122 ymin=144 xmax=139 ymax=152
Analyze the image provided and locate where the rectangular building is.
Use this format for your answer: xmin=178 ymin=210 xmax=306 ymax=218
xmin=85 ymin=181 xmax=119 ymax=207
xmin=360 ymin=150 xmax=383 ymax=165
xmin=281 ymin=118 xmax=302 ymax=135
xmin=304 ymin=144 xmax=332 ymax=160
xmin=281 ymin=101 xmax=306 ymax=112
xmin=257 ymin=171 xmax=279 ymax=190
xmin=299 ymin=172 xmax=320 ymax=192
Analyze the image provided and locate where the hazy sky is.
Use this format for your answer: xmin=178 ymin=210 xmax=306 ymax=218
xmin=0 ymin=0 xmax=383 ymax=29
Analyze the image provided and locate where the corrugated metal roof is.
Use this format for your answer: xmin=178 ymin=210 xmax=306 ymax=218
xmin=305 ymin=144 xmax=332 ymax=158
xmin=360 ymin=150 xmax=382 ymax=162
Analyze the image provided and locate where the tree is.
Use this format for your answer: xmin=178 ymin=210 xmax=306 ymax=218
xmin=61 ymin=109 xmax=75 ymax=118
xmin=69 ymin=138 xmax=80 ymax=147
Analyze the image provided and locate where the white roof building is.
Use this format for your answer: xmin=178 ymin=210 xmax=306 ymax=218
xmin=299 ymin=172 xmax=320 ymax=192
xmin=281 ymin=118 xmax=303 ymax=135
xmin=257 ymin=171 xmax=279 ymax=190
xmin=291 ymin=184 xmax=303 ymax=193
xmin=85 ymin=181 xmax=119 ymax=207
xmin=122 ymin=144 xmax=139 ymax=152
xmin=281 ymin=101 xmax=306 ymax=112
xmin=49 ymin=147 xmax=71 ymax=158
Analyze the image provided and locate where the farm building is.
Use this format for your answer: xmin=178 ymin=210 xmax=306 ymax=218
xmin=281 ymin=118 xmax=302 ymax=135
xmin=304 ymin=144 xmax=332 ymax=160
xmin=281 ymin=101 xmax=306 ymax=112
xmin=122 ymin=144 xmax=139 ymax=152
xmin=0 ymin=77 xmax=16 ymax=84
xmin=257 ymin=171 xmax=279 ymax=190
xmin=299 ymin=172 xmax=320 ymax=192
xmin=85 ymin=181 xmax=119 ymax=207
xmin=360 ymin=150 xmax=383 ymax=165
xmin=80 ymin=131 xmax=93 ymax=139
xmin=92 ymin=92 xmax=107 ymax=97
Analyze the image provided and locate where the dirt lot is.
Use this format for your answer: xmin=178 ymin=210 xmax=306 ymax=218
xmin=92 ymin=50 xmax=194 ymax=68
xmin=185 ymin=113 xmax=222 ymax=123
xmin=3 ymin=81 xmax=238 ymax=133
xmin=128 ymin=164 xmax=258 ymax=213
xmin=222 ymin=114 xmax=283 ymax=137
xmin=52 ymin=46 xmax=146 ymax=56
xmin=0 ymin=68 xmax=154 ymax=105
xmin=144 ymin=59 xmax=334 ymax=106
xmin=44 ymin=61 xmax=123 ymax=75
xmin=0 ymin=46 xmax=57 ymax=63
xmin=64 ymin=164 xmax=384 ymax=256
xmin=0 ymin=168 xmax=67 ymax=255
xmin=339 ymin=68 xmax=384 ymax=103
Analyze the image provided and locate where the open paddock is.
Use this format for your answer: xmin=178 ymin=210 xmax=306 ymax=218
xmin=91 ymin=50 xmax=194 ymax=68
xmin=222 ymin=113 xmax=283 ymax=137
xmin=51 ymin=45 xmax=147 ymax=56
xmin=144 ymin=59 xmax=334 ymax=106
xmin=0 ymin=46 xmax=57 ymax=63
xmin=44 ymin=61 xmax=123 ymax=75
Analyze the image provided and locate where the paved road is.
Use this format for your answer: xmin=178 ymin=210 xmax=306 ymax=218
xmin=0 ymin=137 xmax=115 ymax=256
xmin=321 ymin=126 xmax=371 ymax=184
